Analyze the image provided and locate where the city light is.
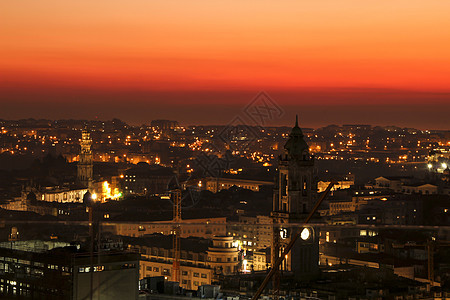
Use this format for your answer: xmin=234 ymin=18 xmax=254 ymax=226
xmin=300 ymin=228 xmax=311 ymax=241
xmin=1 ymin=1 xmax=449 ymax=297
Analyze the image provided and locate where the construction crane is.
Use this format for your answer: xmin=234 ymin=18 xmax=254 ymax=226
xmin=426 ymin=241 xmax=435 ymax=287
xmin=253 ymin=181 xmax=335 ymax=300
xmin=411 ymin=239 xmax=450 ymax=287
xmin=271 ymin=221 xmax=281 ymax=300
xmin=172 ymin=189 xmax=182 ymax=283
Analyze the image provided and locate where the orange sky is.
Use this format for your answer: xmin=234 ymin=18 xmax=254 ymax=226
xmin=1 ymin=0 xmax=450 ymax=92
xmin=0 ymin=1 xmax=450 ymax=128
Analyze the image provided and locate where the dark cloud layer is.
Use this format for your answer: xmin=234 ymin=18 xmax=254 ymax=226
xmin=1 ymin=88 xmax=448 ymax=130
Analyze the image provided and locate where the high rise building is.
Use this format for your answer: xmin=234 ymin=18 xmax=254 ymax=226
xmin=271 ymin=116 xmax=319 ymax=279
xmin=77 ymin=128 xmax=93 ymax=189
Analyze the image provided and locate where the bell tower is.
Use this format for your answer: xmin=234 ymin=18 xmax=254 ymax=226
xmin=77 ymin=128 xmax=93 ymax=189
xmin=271 ymin=116 xmax=319 ymax=280
xmin=273 ymin=115 xmax=315 ymax=218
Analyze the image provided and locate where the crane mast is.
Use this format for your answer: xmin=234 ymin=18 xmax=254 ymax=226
xmin=172 ymin=189 xmax=181 ymax=283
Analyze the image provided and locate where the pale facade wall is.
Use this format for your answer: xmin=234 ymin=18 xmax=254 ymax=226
xmin=41 ymin=189 xmax=87 ymax=203
xmin=113 ymin=218 xmax=227 ymax=238
xmin=318 ymin=180 xmax=353 ymax=193
xmin=140 ymin=260 xmax=212 ymax=291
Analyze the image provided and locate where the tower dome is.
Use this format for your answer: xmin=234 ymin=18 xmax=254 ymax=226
xmin=284 ymin=115 xmax=310 ymax=160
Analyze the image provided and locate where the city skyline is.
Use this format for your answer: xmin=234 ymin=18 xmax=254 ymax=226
xmin=0 ymin=96 xmax=449 ymax=131
xmin=1 ymin=88 xmax=449 ymax=130
xmin=1 ymin=1 xmax=450 ymax=298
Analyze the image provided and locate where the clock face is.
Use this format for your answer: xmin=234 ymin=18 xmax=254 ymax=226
xmin=300 ymin=227 xmax=311 ymax=240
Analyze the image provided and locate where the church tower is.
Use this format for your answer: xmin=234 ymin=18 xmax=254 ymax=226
xmin=77 ymin=128 xmax=93 ymax=189
xmin=271 ymin=116 xmax=319 ymax=279
xmin=273 ymin=115 xmax=315 ymax=217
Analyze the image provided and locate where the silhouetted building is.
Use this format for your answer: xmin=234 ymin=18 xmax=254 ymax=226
xmin=122 ymin=163 xmax=174 ymax=195
xmin=271 ymin=116 xmax=319 ymax=279
xmin=151 ymin=120 xmax=179 ymax=131
xmin=0 ymin=240 xmax=139 ymax=299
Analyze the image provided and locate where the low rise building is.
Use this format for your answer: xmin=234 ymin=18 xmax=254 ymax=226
xmin=206 ymin=236 xmax=240 ymax=275
xmin=374 ymin=176 xmax=413 ymax=193
xmin=402 ymin=183 xmax=438 ymax=195
xmin=245 ymin=249 xmax=269 ymax=271
xmin=128 ymin=235 xmax=239 ymax=290
xmin=113 ymin=217 xmax=227 ymax=238
xmin=190 ymin=177 xmax=273 ymax=193
xmin=140 ymin=261 xmax=212 ymax=291
xmin=40 ymin=187 xmax=87 ymax=203
xmin=356 ymin=237 xmax=385 ymax=254
xmin=328 ymin=189 xmax=392 ymax=216
xmin=122 ymin=163 xmax=174 ymax=195
xmin=318 ymin=180 xmax=354 ymax=193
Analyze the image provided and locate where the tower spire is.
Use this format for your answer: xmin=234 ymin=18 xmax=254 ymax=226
xmin=295 ymin=114 xmax=298 ymax=127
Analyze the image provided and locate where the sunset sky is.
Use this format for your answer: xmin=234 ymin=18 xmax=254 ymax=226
xmin=1 ymin=0 xmax=449 ymax=128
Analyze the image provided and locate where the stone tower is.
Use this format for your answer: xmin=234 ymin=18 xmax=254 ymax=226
xmin=271 ymin=116 xmax=319 ymax=279
xmin=273 ymin=115 xmax=315 ymax=217
xmin=77 ymin=128 xmax=93 ymax=189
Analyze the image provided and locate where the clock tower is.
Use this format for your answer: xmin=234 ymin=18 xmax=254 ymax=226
xmin=271 ymin=116 xmax=319 ymax=279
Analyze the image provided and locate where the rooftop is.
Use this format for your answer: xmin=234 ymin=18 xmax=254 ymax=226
xmin=0 ymin=240 xmax=75 ymax=253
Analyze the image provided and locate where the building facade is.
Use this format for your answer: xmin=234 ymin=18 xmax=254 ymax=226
xmin=112 ymin=217 xmax=227 ymax=239
xmin=226 ymin=215 xmax=272 ymax=251
xmin=41 ymin=187 xmax=88 ymax=203
xmin=130 ymin=235 xmax=239 ymax=290
xmin=140 ymin=260 xmax=212 ymax=291
xmin=0 ymin=240 xmax=139 ymax=299
xmin=196 ymin=177 xmax=273 ymax=193
xmin=206 ymin=236 xmax=240 ymax=275
xmin=121 ymin=163 xmax=173 ymax=195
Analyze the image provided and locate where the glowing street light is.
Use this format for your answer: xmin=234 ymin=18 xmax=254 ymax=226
xmin=427 ymin=163 xmax=433 ymax=169
xmin=442 ymin=163 xmax=448 ymax=169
